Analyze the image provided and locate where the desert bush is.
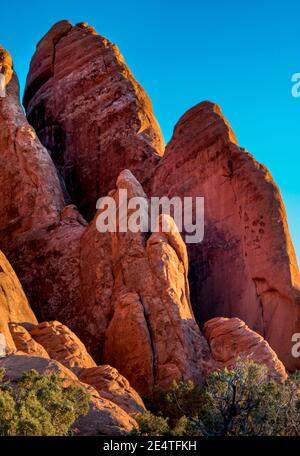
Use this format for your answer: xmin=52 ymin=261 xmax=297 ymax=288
xmin=135 ymin=359 xmax=300 ymax=436
xmin=0 ymin=368 xmax=89 ymax=436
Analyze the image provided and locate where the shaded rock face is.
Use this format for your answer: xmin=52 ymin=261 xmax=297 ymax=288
xmin=152 ymin=102 xmax=300 ymax=371
xmin=24 ymin=20 xmax=164 ymax=220
xmin=0 ymin=251 xmax=37 ymax=352
xmin=8 ymin=207 xmax=86 ymax=339
xmin=103 ymin=170 xmax=213 ymax=394
xmin=204 ymin=317 xmax=287 ymax=383
xmin=78 ymin=216 xmax=114 ymax=359
xmin=0 ymin=354 xmax=137 ymax=436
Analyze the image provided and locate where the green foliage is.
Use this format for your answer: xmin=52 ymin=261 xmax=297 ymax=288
xmin=136 ymin=359 xmax=300 ymax=436
xmin=0 ymin=369 xmax=89 ymax=436
xmin=132 ymin=411 xmax=169 ymax=436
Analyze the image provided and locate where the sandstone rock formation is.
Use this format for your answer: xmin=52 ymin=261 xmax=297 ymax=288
xmin=0 ymin=46 xmax=110 ymax=359
xmin=152 ymin=102 xmax=300 ymax=370
xmin=0 ymin=354 xmax=137 ymax=435
xmin=9 ymin=323 xmax=50 ymax=358
xmin=1 ymin=57 xmax=218 ymax=399
xmin=0 ymin=45 xmax=79 ymax=337
xmin=204 ymin=317 xmax=287 ymax=382
xmin=22 ymin=19 xmax=300 ymax=374
xmin=1 ymin=19 xmax=300 ymax=414
xmin=0 ymin=251 xmax=37 ymax=352
xmin=24 ymin=20 xmax=164 ymax=220
xmin=28 ymin=320 xmax=97 ymax=370
xmin=77 ymin=365 xmax=145 ymax=415
xmin=103 ymin=170 xmax=213 ymax=394
xmin=0 ymin=46 xmax=64 ymax=251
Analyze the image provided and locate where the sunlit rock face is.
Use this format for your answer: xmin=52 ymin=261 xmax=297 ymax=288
xmin=24 ymin=20 xmax=164 ymax=220
xmin=0 ymin=251 xmax=37 ymax=352
xmin=152 ymin=101 xmax=300 ymax=371
xmin=0 ymin=46 xmax=64 ymax=249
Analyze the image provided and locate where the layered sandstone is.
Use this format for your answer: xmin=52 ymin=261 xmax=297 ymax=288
xmin=1 ymin=23 xmax=300 ymax=401
xmin=6 ymin=320 xmax=145 ymax=425
xmin=28 ymin=320 xmax=97 ymax=369
xmin=152 ymin=102 xmax=300 ymax=370
xmin=24 ymin=20 xmax=164 ymax=219
xmin=204 ymin=317 xmax=287 ymax=382
xmin=0 ymin=42 xmax=158 ymax=366
xmin=77 ymin=365 xmax=145 ymax=415
xmin=9 ymin=323 xmax=49 ymax=358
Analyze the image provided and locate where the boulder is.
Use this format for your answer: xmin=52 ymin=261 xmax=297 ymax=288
xmin=9 ymin=323 xmax=49 ymax=358
xmin=28 ymin=320 xmax=97 ymax=369
xmin=203 ymin=317 xmax=288 ymax=383
xmin=77 ymin=365 xmax=145 ymax=415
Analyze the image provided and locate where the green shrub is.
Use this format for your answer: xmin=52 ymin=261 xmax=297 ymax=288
xmin=0 ymin=369 xmax=89 ymax=436
xmin=136 ymin=359 xmax=300 ymax=436
xmin=132 ymin=411 xmax=169 ymax=436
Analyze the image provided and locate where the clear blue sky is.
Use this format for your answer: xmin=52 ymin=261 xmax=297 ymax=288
xmin=1 ymin=0 xmax=299 ymax=261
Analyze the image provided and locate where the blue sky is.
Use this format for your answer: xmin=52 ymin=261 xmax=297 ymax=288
xmin=1 ymin=0 xmax=299 ymax=261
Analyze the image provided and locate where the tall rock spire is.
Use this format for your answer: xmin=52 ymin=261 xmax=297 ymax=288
xmin=23 ymin=21 xmax=164 ymax=220
xmin=152 ymin=101 xmax=300 ymax=370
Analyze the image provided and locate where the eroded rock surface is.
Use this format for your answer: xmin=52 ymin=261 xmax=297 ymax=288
xmin=9 ymin=323 xmax=49 ymax=358
xmin=0 ymin=46 xmax=63 ymax=250
xmin=204 ymin=317 xmax=288 ymax=382
xmin=28 ymin=320 xmax=97 ymax=369
xmin=77 ymin=365 xmax=145 ymax=415
xmin=0 ymin=48 xmax=110 ymax=359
